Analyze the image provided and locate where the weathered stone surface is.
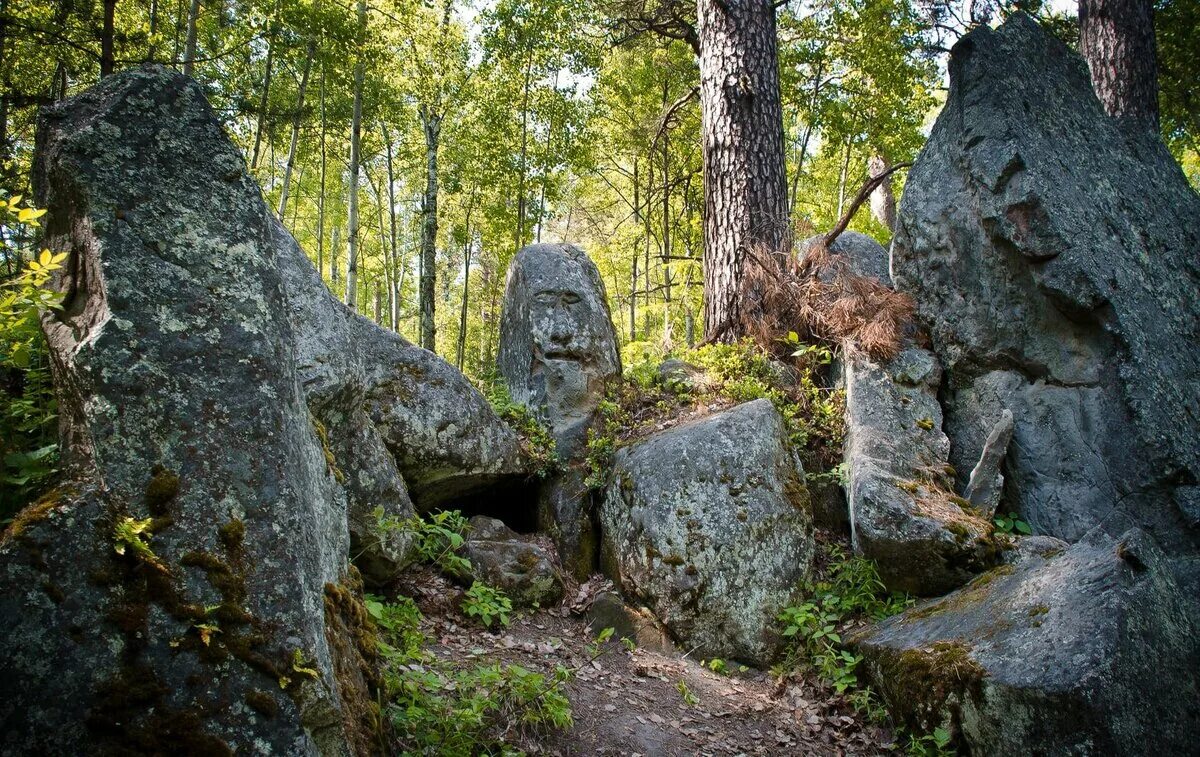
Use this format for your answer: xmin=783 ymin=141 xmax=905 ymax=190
xmin=535 ymin=465 xmax=598 ymax=582
xmin=799 ymin=230 xmax=892 ymax=286
xmin=893 ymin=13 xmax=1200 ymax=548
xmin=461 ymin=516 xmax=563 ymax=608
xmin=586 ymin=591 xmax=675 ymax=654
xmin=361 ymin=328 xmax=529 ymax=512
xmin=498 ymin=243 xmax=621 ymax=458
xmin=498 ymin=243 xmax=620 ymax=577
xmin=963 ymin=408 xmax=1013 ymax=517
xmin=1 ymin=66 xmax=362 ymax=753
xmin=842 ymin=345 xmax=1001 ymax=595
xmin=852 ymin=531 xmax=1200 ymax=754
xmin=599 ymin=399 xmax=813 ymax=666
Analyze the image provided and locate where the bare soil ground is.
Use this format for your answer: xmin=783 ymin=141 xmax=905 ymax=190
xmin=397 ymin=568 xmax=899 ymax=756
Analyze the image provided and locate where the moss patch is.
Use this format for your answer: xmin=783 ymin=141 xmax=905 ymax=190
xmin=323 ymin=569 xmax=383 ymax=755
xmin=145 ymin=466 xmax=181 ymax=514
xmin=872 ymin=640 xmax=987 ymax=739
xmin=310 ymin=415 xmax=346 ymax=484
xmin=2 ymin=486 xmax=70 ymax=543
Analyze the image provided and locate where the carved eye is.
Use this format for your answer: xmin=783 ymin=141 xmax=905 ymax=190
xmin=534 ymin=292 xmax=559 ymax=304
xmin=561 ymin=292 xmax=581 ymax=304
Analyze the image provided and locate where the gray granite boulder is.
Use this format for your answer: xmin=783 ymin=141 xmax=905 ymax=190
xmin=498 ymin=243 xmax=621 ymax=458
xmin=852 ymin=531 xmax=1200 ymax=754
xmin=842 ymin=345 xmax=1002 ymax=595
xmin=0 ymin=66 xmax=366 ymax=753
xmin=599 ymin=399 xmax=814 ymax=666
xmin=799 ymin=230 xmax=891 ymax=286
xmin=460 ymin=516 xmax=563 ymax=607
xmin=893 ymin=13 xmax=1200 ymax=549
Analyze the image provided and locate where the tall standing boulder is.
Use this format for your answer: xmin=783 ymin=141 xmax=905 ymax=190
xmin=498 ymin=243 xmax=621 ymax=577
xmin=599 ymin=399 xmax=814 ymax=666
xmin=498 ymin=243 xmax=621 ymax=457
xmin=842 ymin=345 xmax=1002 ymax=596
xmin=856 ymin=15 xmax=1200 ymax=752
xmin=892 ymin=13 xmax=1200 ymax=546
xmin=0 ymin=67 xmax=367 ymax=753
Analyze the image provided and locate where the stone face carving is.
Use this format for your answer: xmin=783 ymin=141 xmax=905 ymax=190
xmin=498 ymin=243 xmax=621 ymax=458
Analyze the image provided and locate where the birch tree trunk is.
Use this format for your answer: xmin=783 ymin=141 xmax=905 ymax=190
xmin=343 ymin=0 xmax=366 ymax=310
xmin=383 ymin=124 xmax=400 ymax=330
xmin=183 ymin=0 xmax=201 ymax=77
xmin=277 ymin=42 xmax=313 ymax=219
xmin=418 ymin=109 xmax=442 ymax=351
xmin=867 ymin=154 xmax=897 ymax=234
xmin=697 ymin=0 xmax=789 ymax=341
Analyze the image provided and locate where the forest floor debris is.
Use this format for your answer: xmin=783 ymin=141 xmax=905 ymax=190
xmin=394 ymin=566 xmax=899 ymax=755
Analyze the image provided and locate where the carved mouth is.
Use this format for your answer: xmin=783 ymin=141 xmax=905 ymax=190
xmin=543 ymin=350 xmax=581 ymax=361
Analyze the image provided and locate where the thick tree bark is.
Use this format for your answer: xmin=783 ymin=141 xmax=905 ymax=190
xmin=697 ymin=0 xmax=789 ymax=341
xmin=277 ymin=42 xmax=313 ymax=219
xmin=1079 ymin=0 xmax=1159 ymax=132
xmin=183 ymin=0 xmax=201 ymax=76
xmin=344 ymin=0 xmax=366 ymax=310
xmin=418 ymin=109 xmax=441 ymax=352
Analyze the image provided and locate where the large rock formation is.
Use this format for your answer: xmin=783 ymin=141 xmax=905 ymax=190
xmin=798 ymin=230 xmax=892 ymax=286
xmin=0 ymin=66 xmax=364 ymax=753
xmin=893 ymin=14 xmax=1200 ymax=546
xmin=599 ymin=399 xmax=813 ymax=666
xmin=857 ymin=14 xmax=1200 ymax=752
xmin=0 ymin=65 xmax=535 ymax=752
xmin=460 ymin=516 xmax=563 ymax=607
xmin=842 ymin=345 xmax=1001 ymax=595
xmin=498 ymin=243 xmax=621 ymax=579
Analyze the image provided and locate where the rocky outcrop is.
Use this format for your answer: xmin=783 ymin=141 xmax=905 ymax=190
xmin=461 ymin=516 xmax=563 ymax=608
xmin=498 ymin=243 xmax=621 ymax=458
xmin=586 ymin=591 xmax=675 ymax=654
xmin=842 ymin=344 xmax=1001 ymax=596
xmin=858 ymin=14 xmax=1200 ymax=752
xmin=893 ymin=13 xmax=1200 ymax=547
xmin=1 ymin=67 xmax=363 ymax=753
xmin=852 ymin=532 xmax=1200 ymax=754
xmin=499 ymin=243 xmax=621 ymax=578
xmin=599 ymin=399 xmax=813 ymax=666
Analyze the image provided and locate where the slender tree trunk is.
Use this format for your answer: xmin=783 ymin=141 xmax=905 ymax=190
xmin=250 ymin=10 xmax=279 ymax=171
xmin=631 ymin=156 xmax=639 ymax=342
xmin=419 ymin=109 xmax=442 ymax=351
xmin=836 ymin=135 xmax=853 ymax=218
xmin=100 ymin=0 xmax=117 ymax=77
xmin=331 ymin=225 xmax=340 ymax=285
xmin=0 ymin=0 xmax=9 ymax=179
xmin=343 ymin=0 xmax=366 ymax=310
xmin=147 ymin=0 xmax=159 ymax=60
xmin=515 ymin=47 xmax=533 ymax=251
xmin=383 ymin=123 xmax=399 ymax=330
xmin=697 ymin=0 xmax=789 ymax=341
xmin=1079 ymin=0 xmax=1159 ymax=132
xmin=183 ymin=0 xmax=201 ymax=76
xmin=867 ymin=154 xmax=897 ymax=234
xmin=535 ymin=71 xmax=559 ymax=244
xmin=456 ymin=196 xmax=475 ymax=371
xmin=661 ymin=79 xmax=673 ymax=346
xmin=316 ymin=66 xmax=326 ymax=280
xmin=278 ymin=42 xmax=313 ymax=219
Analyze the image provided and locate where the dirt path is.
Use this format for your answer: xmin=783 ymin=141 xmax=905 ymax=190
xmin=403 ymin=570 xmax=897 ymax=756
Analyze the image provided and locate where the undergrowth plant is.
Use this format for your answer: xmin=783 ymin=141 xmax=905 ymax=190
xmin=461 ymin=581 xmax=513 ymax=629
xmin=477 ymin=374 xmax=559 ymax=478
xmin=368 ymin=593 xmax=573 ymax=754
xmin=776 ymin=544 xmax=910 ymax=712
xmin=1 ymin=196 xmax=64 ymax=520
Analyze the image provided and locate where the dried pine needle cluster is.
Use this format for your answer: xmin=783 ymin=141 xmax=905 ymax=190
xmin=738 ymin=239 xmax=916 ymax=362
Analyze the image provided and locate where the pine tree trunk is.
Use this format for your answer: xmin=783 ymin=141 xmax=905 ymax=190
xmin=697 ymin=0 xmax=789 ymax=341
xmin=383 ymin=124 xmax=400 ymax=330
xmin=250 ymin=11 xmax=277 ymax=171
xmin=183 ymin=0 xmax=201 ymax=76
xmin=343 ymin=0 xmax=366 ymax=311
xmin=456 ymin=198 xmax=475 ymax=371
xmin=419 ymin=110 xmax=442 ymax=352
xmin=100 ymin=0 xmax=117 ymax=77
xmin=1079 ymin=0 xmax=1159 ymax=132
xmin=277 ymin=42 xmax=313 ymax=219
xmin=147 ymin=0 xmax=159 ymax=60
